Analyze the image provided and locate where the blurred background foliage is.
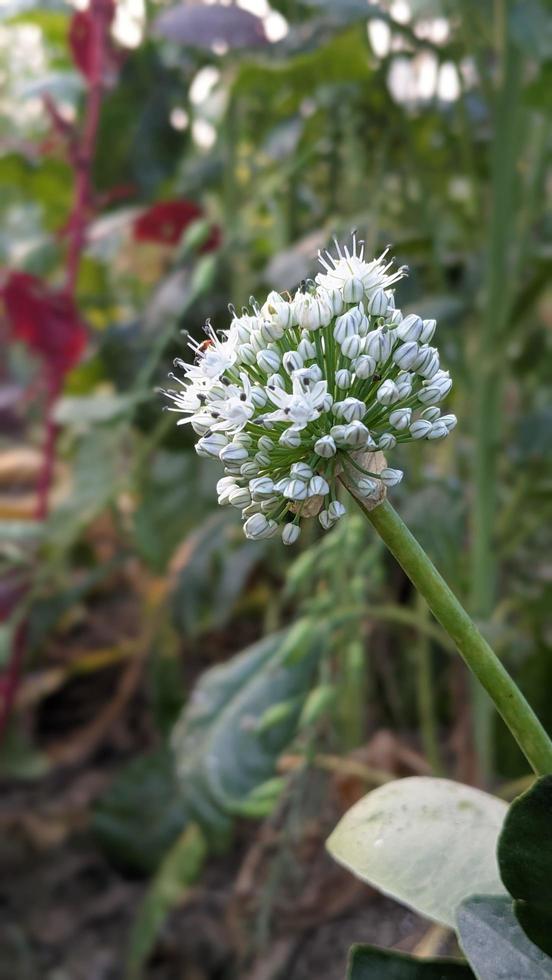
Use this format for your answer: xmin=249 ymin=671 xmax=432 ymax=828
xmin=0 ymin=0 xmax=551 ymax=977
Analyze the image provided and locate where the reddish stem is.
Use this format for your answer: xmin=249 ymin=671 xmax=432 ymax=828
xmin=34 ymin=381 xmax=60 ymax=521
xmin=0 ymin=0 xmax=111 ymax=740
xmin=65 ymin=0 xmax=111 ymax=294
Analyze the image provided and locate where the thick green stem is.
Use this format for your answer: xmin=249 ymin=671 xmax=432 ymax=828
xmin=345 ymin=493 xmax=552 ymax=777
xmin=469 ymin=5 xmax=524 ymax=778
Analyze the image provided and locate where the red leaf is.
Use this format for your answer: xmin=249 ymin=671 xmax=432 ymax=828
xmin=133 ymin=200 xmax=220 ymax=251
xmin=69 ymin=1 xmax=120 ymax=83
xmin=2 ymin=272 xmax=87 ymax=382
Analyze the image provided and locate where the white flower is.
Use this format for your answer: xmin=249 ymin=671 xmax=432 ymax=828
xmin=165 ymin=233 xmax=455 ymax=541
xmin=294 ymin=287 xmax=333 ymax=331
xmin=265 ymin=376 xmax=329 ymax=430
xmin=316 ymin=234 xmax=406 ymax=302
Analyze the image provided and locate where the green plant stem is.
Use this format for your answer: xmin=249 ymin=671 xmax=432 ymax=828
xmin=345 ymin=493 xmax=552 ymax=777
xmin=469 ymin=2 xmax=524 ymax=779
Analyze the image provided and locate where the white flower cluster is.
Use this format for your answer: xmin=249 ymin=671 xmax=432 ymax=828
xmin=164 ymin=235 xmax=456 ymax=543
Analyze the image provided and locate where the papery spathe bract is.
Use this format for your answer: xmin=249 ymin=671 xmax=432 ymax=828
xmin=163 ymin=234 xmax=456 ymax=542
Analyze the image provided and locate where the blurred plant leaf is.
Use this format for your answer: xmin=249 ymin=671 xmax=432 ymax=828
xmin=401 ymin=483 xmax=465 ymax=593
xmin=53 ymin=392 xmax=141 ymax=426
xmin=233 ymin=26 xmax=371 ymax=116
xmin=498 ymin=776 xmax=552 ymax=956
xmin=347 ymin=944 xmax=474 ymax=979
xmin=93 ymin=747 xmax=189 ymax=875
xmin=0 ymin=154 xmax=72 ymax=232
xmin=456 ymin=895 xmax=552 ymax=980
xmin=327 ymin=778 xmax=507 ymax=928
xmin=170 ymin=510 xmax=263 ymax=636
xmin=46 ymin=424 xmax=129 ymax=553
xmin=93 ymin=43 xmax=185 ymax=194
xmin=171 ymin=620 xmax=322 ymax=839
xmin=154 ymin=3 xmax=268 ymax=51
xmin=127 ymin=822 xmax=207 ymax=979
xmin=133 ymin=449 xmax=215 ymax=571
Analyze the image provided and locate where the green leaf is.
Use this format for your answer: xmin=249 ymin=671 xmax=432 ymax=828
xmin=233 ymin=26 xmax=372 ymax=116
xmin=170 ymin=510 xmax=263 ymax=636
xmin=93 ymin=749 xmax=188 ymax=875
xmin=171 ymin=621 xmax=322 ymax=839
xmin=326 ymin=778 xmax=508 ymax=927
xmin=497 ymin=775 xmax=552 ymax=956
xmin=347 ymin=944 xmax=475 ymax=979
xmin=456 ymin=896 xmax=552 ymax=980
xmin=127 ymin=823 xmax=207 ymax=979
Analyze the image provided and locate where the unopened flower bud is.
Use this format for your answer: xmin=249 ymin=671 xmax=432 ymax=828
xmin=243 ymin=513 xmax=270 ymax=539
xmin=421 ymin=406 xmax=441 ymax=422
xmin=381 ymin=468 xmax=403 ymax=487
xmin=409 ymin=419 xmax=432 ymax=439
xmin=365 ymin=328 xmax=393 ymax=363
xmin=279 ymin=428 xmax=302 ymax=448
xmin=283 ymin=350 xmax=304 ymax=374
xmin=341 ymin=334 xmax=363 ymax=359
xmin=440 ymin=414 xmax=457 ymax=431
xmin=343 ymin=276 xmax=364 ymax=303
xmin=335 ymin=369 xmax=352 ymax=389
xmin=344 ymin=421 xmax=370 ymax=447
xmin=257 ymin=349 xmax=281 ymax=373
xmin=282 ymin=523 xmax=301 ymax=545
xmin=393 ymin=341 xmax=419 ymax=370
xmin=377 ymin=379 xmax=400 ymax=405
xmin=334 ymin=397 xmax=366 ymax=422
xmin=368 ymin=288 xmax=389 ymax=317
xmin=389 ymin=407 xmax=412 ymax=431
xmin=397 ymin=313 xmax=423 ymax=343
xmin=250 ymin=476 xmax=275 ymax=499
xmin=291 ymin=462 xmax=313 ymax=480
xmin=378 ymin=432 xmax=397 ymax=449
xmin=427 ymin=420 xmax=449 ymax=440
xmin=284 ymin=479 xmax=308 ymax=501
xmin=197 ymin=433 xmax=229 ymax=458
xmin=308 ymin=475 xmax=330 ymax=496
xmin=314 ymin=435 xmax=337 ymax=457
xmin=354 ymin=354 xmax=377 ymax=379
xmin=228 ymin=486 xmax=251 ymax=507
xmin=420 ymin=318 xmax=436 ymax=343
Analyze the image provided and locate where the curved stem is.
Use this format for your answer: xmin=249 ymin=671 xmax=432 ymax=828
xmin=344 ymin=492 xmax=552 ymax=776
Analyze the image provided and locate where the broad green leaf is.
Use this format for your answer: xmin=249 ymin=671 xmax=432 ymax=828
xmin=498 ymin=776 xmax=552 ymax=956
xmin=93 ymin=749 xmax=188 ymax=875
xmin=171 ymin=621 xmax=322 ymax=839
xmin=348 ymin=944 xmax=475 ymax=979
xmin=327 ymin=778 xmax=508 ymax=927
xmin=127 ymin=823 xmax=207 ymax=979
xmin=456 ymin=896 xmax=552 ymax=980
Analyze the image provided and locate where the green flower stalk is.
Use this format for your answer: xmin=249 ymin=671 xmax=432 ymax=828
xmin=164 ymin=234 xmax=552 ymax=776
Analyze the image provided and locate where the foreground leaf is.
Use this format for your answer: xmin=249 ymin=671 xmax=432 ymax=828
xmin=127 ymin=823 xmax=207 ymax=979
xmin=497 ymin=775 xmax=552 ymax=956
xmin=172 ymin=621 xmax=322 ymax=839
xmin=93 ymin=748 xmax=188 ymax=874
xmin=327 ymin=778 xmax=507 ymax=927
xmin=456 ymin=895 xmax=552 ymax=980
xmin=348 ymin=944 xmax=474 ymax=979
